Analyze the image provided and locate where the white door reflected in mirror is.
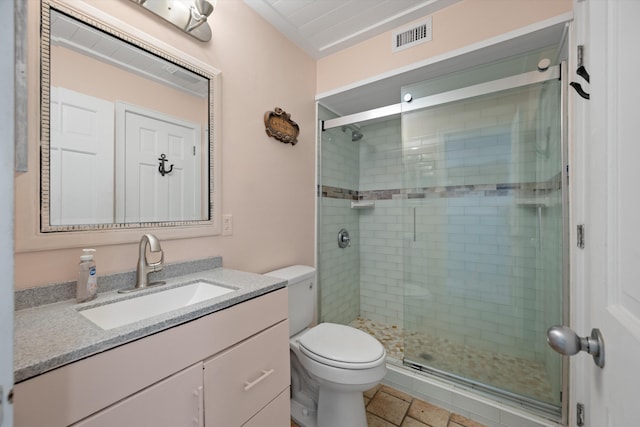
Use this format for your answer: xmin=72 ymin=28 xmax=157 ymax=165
xmin=119 ymin=103 xmax=202 ymax=223
xmin=50 ymin=87 xmax=114 ymax=225
xmin=50 ymin=91 xmax=203 ymax=225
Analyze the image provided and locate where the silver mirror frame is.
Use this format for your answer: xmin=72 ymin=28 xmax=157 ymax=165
xmin=40 ymin=0 xmax=219 ymax=233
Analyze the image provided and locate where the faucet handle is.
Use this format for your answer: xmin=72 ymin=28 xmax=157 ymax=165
xmin=147 ymin=249 xmax=164 ymax=271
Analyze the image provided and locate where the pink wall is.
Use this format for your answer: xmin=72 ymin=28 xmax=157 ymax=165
xmin=316 ymin=0 xmax=572 ymax=95
xmin=15 ymin=0 xmax=317 ymax=288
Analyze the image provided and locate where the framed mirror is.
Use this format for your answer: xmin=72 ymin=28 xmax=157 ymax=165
xmin=40 ymin=0 xmax=219 ymax=233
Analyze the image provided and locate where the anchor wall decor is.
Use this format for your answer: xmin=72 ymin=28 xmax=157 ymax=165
xmin=158 ymin=154 xmax=174 ymax=176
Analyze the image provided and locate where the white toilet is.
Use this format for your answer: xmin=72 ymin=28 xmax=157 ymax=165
xmin=266 ymin=265 xmax=386 ymax=427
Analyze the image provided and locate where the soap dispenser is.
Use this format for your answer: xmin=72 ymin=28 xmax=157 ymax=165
xmin=77 ymin=248 xmax=98 ymax=303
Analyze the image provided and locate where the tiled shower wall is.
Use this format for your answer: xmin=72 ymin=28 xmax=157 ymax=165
xmin=318 ymin=80 xmax=563 ymax=399
xmin=319 ymin=197 xmax=360 ymax=325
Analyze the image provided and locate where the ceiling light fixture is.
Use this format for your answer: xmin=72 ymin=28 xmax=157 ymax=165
xmin=130 ymin=0 xmax=216 ymax=42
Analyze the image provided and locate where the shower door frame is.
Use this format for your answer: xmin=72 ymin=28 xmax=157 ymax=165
xmin=322 ymin=63 xmax=570 ymax=421
xmin=324 ymin=66 xmax=559 ymax=130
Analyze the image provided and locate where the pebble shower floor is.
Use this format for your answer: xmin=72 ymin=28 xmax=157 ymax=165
xmin=349 ymin=317 xmax=555 ymax=404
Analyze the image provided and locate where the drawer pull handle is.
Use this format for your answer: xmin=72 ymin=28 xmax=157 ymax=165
xmin=243 ymin=369 xmax=275 ymax=391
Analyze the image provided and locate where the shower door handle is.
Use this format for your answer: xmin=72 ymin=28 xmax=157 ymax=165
xmin=546 ymin=325 xmax=605 ymax=368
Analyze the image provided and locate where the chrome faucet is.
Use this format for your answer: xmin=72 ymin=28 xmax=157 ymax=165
xmin=119 ymin=234 xmax=165 ymax=293
xmin=136 ymin=233 xmax=164 ymax=288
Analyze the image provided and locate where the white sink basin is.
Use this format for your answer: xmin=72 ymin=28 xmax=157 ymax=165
xmin=79 ymin=281 xmax=235 ymax=330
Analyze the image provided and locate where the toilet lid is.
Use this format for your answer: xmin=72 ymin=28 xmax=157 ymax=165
xmin=297 ymin=323 xmax=385 ymax=369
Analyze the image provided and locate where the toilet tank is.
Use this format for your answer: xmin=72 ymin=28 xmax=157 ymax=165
xmin=265 ymin=265 xmax=316 ymax=337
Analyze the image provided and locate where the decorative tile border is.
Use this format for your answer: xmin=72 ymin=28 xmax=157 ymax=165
xmin=320 ymin=173 xmax=562 ymax=202
xmin=319 ymin=185 xmax=359 ymax=200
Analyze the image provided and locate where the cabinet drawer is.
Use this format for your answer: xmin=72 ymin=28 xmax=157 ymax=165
xmin=243 ymin=388 xmax=290 ymax=427
xmin=204 ymin=320 xmax=290 ymax=427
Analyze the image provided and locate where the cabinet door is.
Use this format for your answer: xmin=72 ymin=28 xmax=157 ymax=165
xmin=73 ymin=362 xmax=203 ymax=427
xmin=204 ymin=320 xmax=290 ymax=427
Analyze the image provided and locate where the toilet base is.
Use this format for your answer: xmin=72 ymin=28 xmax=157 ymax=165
xmin=317 ymin=388 xmax=367 ymax=427
xmin=289 ymin=324 xmax=386 ymax=427
xmin=291 ymin=398 xmax=317 ymax=427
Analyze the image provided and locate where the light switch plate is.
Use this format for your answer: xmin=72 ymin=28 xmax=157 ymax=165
xmin=222 ymin=214 xmax=233 ymax=236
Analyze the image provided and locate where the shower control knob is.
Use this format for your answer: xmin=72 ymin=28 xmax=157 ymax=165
xmin=546 ymin=325 xmax=605 ymax=368
xmin=337 ymin=228 xmax=351 ymax=248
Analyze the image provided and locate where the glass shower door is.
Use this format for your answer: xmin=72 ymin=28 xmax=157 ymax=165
xmin=400 ymin=72 xmax=565 ymax=413
xmin=317 ymin=116 xmax=362 ymax=326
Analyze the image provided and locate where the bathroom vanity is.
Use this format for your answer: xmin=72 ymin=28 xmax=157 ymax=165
xmin=13 ymin=267 xmax=290 ymax=427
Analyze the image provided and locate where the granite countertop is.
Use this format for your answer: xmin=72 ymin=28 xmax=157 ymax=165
xmin=14 ymin=267 xmax=286 ymax=383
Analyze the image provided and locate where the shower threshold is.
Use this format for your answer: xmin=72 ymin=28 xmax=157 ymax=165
xmin=403 ymin=359 xmax=561 ymax=420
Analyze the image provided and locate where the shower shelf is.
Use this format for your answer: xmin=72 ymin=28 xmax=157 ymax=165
xmin=351 ymin=201 xmax=375 ymax=209
xmin=515 ymin=196 xmax=557 ymax=208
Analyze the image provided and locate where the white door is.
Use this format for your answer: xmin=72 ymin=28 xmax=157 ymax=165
xmin=574 ymin=0 xmax=640 ymax=426
xmin=116 ymin=103 xmax=201 ymax=223
xmin=50 ymin=87 xmax=114 ymax=225
xmin=0 ymin=0 xmax=15 ymax=424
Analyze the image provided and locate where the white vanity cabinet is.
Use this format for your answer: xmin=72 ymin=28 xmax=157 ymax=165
xmin=14 ymin=288 xmax=289 ymax=427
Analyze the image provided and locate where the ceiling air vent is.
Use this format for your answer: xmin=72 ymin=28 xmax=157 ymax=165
xmin=392 ymin=17 xmax=432 ymax=53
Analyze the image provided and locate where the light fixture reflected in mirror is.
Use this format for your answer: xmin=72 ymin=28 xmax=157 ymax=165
xmin=130 ymin=0 xmax=216 ymax=42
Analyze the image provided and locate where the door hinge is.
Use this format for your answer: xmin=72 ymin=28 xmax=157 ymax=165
xmin=577 ymin=224 xmax=585 ymax=249
xmin=577 ymin=402 xmax=585 ymax=426
xmin=193 ymin=146 xmax=196 ymax=156
xmin=577 ymin=45 xmax=584 ymax=68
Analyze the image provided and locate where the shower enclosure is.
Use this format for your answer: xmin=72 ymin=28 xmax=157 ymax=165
xmin=318 ymin=49 xmax=566 ymax=418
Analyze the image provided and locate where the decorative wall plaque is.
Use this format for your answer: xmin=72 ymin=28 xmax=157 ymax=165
xmin=264 ymin=107 xmax=299 ymax=145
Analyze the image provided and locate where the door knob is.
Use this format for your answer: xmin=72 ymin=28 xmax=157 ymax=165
xmin=546 ymin=325 xmax=605 ymax=368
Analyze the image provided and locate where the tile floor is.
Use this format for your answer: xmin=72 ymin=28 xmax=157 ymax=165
xmin=290 ymin=384 xmax=487 ymax=427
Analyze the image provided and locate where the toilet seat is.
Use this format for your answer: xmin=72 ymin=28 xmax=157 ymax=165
xmin=297 ymin=323 xmax=385 ymax=370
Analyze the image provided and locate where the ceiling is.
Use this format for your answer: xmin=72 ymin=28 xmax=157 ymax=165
xmin=51 ymin=10 xmax=208 ymax=98
xmin=242 ymin=0 xmax=569 ymax=118
xmin=242 ymin=0 xmax=462 ymax=59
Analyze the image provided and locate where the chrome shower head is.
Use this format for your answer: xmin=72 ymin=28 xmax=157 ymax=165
xmin=341 ymin=125 xmax=364 ymax=142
